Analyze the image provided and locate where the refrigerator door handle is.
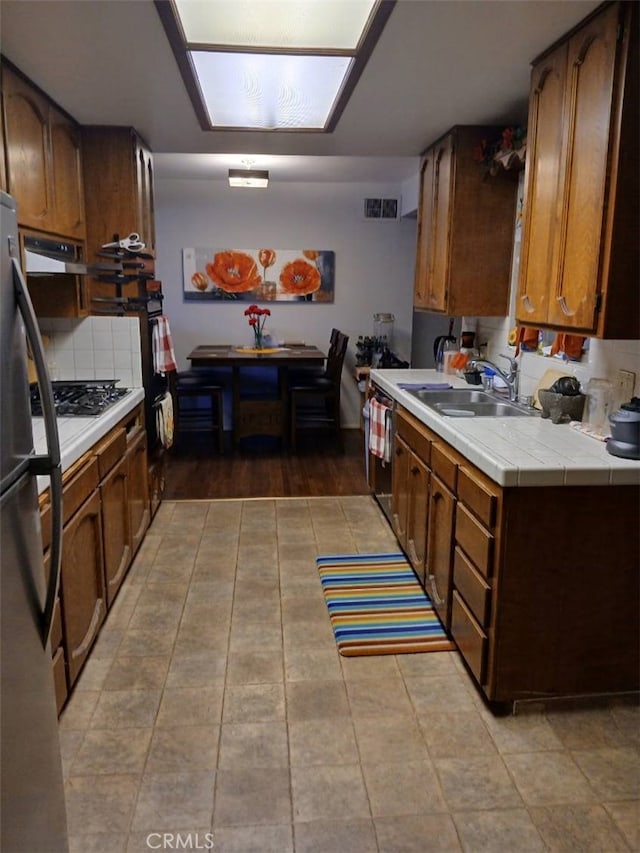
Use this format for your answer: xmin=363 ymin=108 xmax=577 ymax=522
xmin=11 ymin=256 xmax=63 ymax=648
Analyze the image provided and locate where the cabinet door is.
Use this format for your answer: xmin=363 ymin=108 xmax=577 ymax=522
xmin=60 ymin=489 xmax=106 ymax=686
xmin=2 ymin=66 xmax=52 ymax=231
xmin=127 ymin=429 xmax=150 ymax=556
xmin=391 ymin=434 xmax=410 ymax=548
xmin=101 ymin=455 xmax=131 ymax=607
xmin=550 ymin=2 xmax=619 ymax=330
xmin=517 ymin=43 xmax=567 ymax=325
xmin=406 ymin=451 xmax=430 ymax=586
xmin=414 ymin=153 xmax=435 ymax=309
xmin=426 ymin=473 xmax=456 ymax=629
xmin=49 ymin=105 xmax=85 ymax=240
xmin=426 ymin=135 xmax=454 ymax=312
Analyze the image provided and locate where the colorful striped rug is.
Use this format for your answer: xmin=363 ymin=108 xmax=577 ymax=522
xmin=317 ymin=553 xmax=455 ymax=656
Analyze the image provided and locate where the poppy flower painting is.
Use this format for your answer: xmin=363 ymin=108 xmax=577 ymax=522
xmin=182 ymin=247 xmax=335 ymax=302
xmin=205 ymin=251 xmax=262 ymax=293
xmin=279 ymin=259 xmax=321 ymax=295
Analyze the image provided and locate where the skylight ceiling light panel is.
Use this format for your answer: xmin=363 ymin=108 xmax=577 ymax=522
xmin=191 ymin=51 xmax=352 ymax=129
xmin=174 ymin=0 xmax=377 ymax=50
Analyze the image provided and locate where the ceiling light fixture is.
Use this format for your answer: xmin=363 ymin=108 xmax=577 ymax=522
xmin=228 ymin=168 xmax=269 ymax=188
xmin=154 ymin=0 xmax=396 ymax=133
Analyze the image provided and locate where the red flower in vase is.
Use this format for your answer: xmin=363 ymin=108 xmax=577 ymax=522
xmin=244 ymin=304 xmax=271 ymax=348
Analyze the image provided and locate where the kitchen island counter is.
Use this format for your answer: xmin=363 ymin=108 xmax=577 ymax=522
xmin=32 ymin=388 xmax=145 ymax=494
xmin=371 ymin=369 xmax=640 ymax=487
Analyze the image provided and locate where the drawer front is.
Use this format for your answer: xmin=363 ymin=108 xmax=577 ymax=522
xmin=453 ymin=546 xmax=491 ymax=627
xmin=52 ymin=646 xmax=68 ymax=715
xmin=62 ymin=456 xmax=100 ymax=524
xmin=396 ymin=408 xmax=432 ymax=463
xmin=451 ymin=590 xmax=487 ymax=684
xmin=455 ymin=503 xmax=493 ymax=577
xmin=430 ymin=442 xmax=459 ymax=492
xmin=95 ymin=427 xmax=127 ymax=480
xmin=457 ymin=465 xmax=499 ymax=530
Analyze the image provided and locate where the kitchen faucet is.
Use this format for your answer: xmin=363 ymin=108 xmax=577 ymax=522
xmin=469 ymin=354 xmax=520 ymax=402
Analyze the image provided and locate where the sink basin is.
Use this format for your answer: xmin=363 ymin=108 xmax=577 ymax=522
xmin=408 ymin=389 xmax=495 ymax=405
xmin=432 ymin=401 xmax=532 ymax=417
xmin=406 ymin=388 xmax=536 ymax=418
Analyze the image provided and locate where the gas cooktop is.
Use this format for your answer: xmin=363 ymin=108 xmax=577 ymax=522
xmin=30 ymin=380 xmax=129 ymax=417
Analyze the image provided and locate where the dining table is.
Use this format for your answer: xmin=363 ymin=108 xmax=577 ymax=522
xmin=186 ymin=343 xmax=326 ymax=448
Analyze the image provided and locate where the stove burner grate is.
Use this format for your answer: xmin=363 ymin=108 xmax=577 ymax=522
xmin=30 ymin=380 xmax=129 ymax=417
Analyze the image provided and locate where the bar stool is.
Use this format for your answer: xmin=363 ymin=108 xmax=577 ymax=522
xmin=175 ymin=370 xmax=225 ymax=453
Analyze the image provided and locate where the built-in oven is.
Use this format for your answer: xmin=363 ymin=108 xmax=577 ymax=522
xmin=368 ymin=384 xmax=395 ymax=527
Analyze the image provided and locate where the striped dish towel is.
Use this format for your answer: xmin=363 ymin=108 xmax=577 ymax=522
xmin=369 ymin=398 xmax=391 ymax=459
xmin=152 ymin=316 xmax=177 ymax=375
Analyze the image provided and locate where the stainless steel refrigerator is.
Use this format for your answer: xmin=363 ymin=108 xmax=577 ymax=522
xmin=0 ymin=191 xmax=68 ymax=851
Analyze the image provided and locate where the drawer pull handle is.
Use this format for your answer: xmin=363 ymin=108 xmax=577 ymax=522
xmin=520 ymin=294 xmax=535 ymax=313
xmin=556 ymin=295 xmax=575 ymax=316
xmin=429 ymin=575 xmax=444 ymax=606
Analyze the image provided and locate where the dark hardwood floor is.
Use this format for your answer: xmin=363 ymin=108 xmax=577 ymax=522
xmin=163 ymin=428 xmax=370 ymax=499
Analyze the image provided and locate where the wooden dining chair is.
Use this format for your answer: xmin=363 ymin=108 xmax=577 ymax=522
xmin=175 ymin=369 xmax=225 ymax=453
xmin=288 ymin=330 xmax=349 ymax=451
xmin=286 ymin=328 xmax=338 ymax=386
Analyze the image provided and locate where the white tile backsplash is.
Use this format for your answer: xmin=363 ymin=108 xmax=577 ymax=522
xmin=37 ymin=316 xmax=142 ymax=387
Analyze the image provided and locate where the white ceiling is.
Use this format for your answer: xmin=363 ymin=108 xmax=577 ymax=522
xmin=0 ymin=0 xmax=600 ymax=183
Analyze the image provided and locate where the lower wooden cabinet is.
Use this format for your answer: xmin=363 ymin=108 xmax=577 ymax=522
xmin=39 ymin=403 xmax=152 ymax=711
xmin=100 ymin=454 xmax=131 ymax=608
xmin=43 ymin=549 xmax=68 ymax=714
xmin=425 ymin=473 xmax=456 ymax=630
xmin=127 ymin=427 xmax=150 ymax=557
xmin=391 ymin=434 xmax=410 ymax=548
xmin=390 ymin=404 xmax=640 ymax=705
xmin=61 ymin=486 xmax=106 ymax=686
xmin=406 ymin=453 xmax=429 ymax=586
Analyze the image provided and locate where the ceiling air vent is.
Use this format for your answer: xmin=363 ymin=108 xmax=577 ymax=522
xmin=364 ymin=197 xmax=400 ymax=221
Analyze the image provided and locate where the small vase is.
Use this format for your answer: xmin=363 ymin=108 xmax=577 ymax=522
xmin=253 ymin=329 xmax=264 ymax=350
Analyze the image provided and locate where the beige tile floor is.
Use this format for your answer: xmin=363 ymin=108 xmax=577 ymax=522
xmin=59 ymin=496 xmax=639 ymax=852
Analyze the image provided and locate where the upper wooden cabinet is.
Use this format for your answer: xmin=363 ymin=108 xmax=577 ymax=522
xmin=1 ymin=63 xmax=85 ymax=240
xmin=414 ymin=125 xmax=518 ymax=316
xmin=81 ymin=126 xmax=156 ymax=307
xmin=517 ymin=1 xmax=639 ymax=338
xmin=81 ymin=126 xmax=156 ymax=259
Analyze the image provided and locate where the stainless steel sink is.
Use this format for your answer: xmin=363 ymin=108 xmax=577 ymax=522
xmin=409 ymin=389 xmax=495 ymax=405
xmin=406 ymin=388 xmax=537 ymax=418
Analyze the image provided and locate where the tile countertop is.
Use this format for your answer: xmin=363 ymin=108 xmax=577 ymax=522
xmin=32 ymin=388 xmax=145 ymax=495
xmin=370 ymin=369 xmax=640 ymax=488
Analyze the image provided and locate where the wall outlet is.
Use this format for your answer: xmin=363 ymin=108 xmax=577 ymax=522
xmin=616 ymin=369 xmax=636 ymax=404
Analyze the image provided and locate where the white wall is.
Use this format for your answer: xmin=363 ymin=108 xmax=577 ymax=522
xmin=154 ymin=178 xmax=417 ymax=427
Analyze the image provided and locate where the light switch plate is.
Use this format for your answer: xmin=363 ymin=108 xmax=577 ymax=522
xmin=616 ymin=369 xmax=636 ymax=404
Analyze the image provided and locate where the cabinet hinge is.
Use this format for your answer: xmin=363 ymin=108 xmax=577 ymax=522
xmin=616 ymin=22 xmax=624 ymax=43
xmin=595 ymin=292 xmax=603 ymax=314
